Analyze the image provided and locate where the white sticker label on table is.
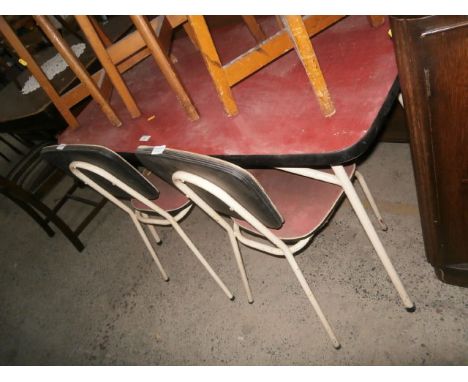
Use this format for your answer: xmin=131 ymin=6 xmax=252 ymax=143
xmin=139 ymin=135 xmax=151 ymax=142
xmin=151 ymin=145 xmax=166 ymax=155
xmin=56 ymin=144 xmax=66 ymax=150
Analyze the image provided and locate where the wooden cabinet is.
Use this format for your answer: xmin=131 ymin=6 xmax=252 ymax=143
xmin=390 ymin=16 xmax=468 ymax=287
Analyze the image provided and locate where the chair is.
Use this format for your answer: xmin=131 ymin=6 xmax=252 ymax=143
xmin=0 ymin=15 xmax=198 ymax=131
xmin=136 ymin=146 xmax=415 ymax=349
xmin=0 ymin=133 xmax=106 ymax=251
xmin=74 ymin=15 xmax=199 ymax=122
xmin=40 ymin=144 xmax=233 ymax=298
xmin=187 ymin=16 xmax=389 ymax=117
xmin=74 ymin=15 xmax=273 ymax=123
xmin=187 ymin=15 xmax=342 ymax=117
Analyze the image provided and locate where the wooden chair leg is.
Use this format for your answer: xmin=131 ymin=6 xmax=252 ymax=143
xmin=0 ymin=16 xmax=79 ymax=129
xmin=53 ymin=15 xmax=84 ymax=42
xmin=4 ymin=192 xmax=56 ymax=237
xmin=13 ymin=185 xmax=85 ymax=251
xmin=275 ymin=16 xmax=284 ymax=30
xmin=241 ymin=16 xmax=267 ymax=43
xmin=130 ymin=15 xmax=199 ymax=121
xmin=33 ymin=15 xmax=122 ymax=127
xmin=75 ymin=15 xmax=141 ymax=119
xmin=188 ymin=15 xmax=238 ymax=117
xmin=89 ymin=16 xmax=114 ymax=102
xmin=89 ymin=16 xmax=112 ymax=46
xmin=367 ymin=16 xmax=386 ymax=28
xmin=182 ymin=21 xmax=199 ymax=51
xmin=282 ymin=15 xmax=335 ymax=117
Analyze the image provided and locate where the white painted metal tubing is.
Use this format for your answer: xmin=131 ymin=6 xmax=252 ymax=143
xmin=135 ymin=204 xmax=193 ymax=226
xmin=130 ymin=211 xmax=169 ymax=280
xmin=139 ymin=212 xmax=162 ymax=243
xmin=168 ymin=215 xmax=234 ymax=299
xmin=70 ymin=163 xmax=169 ymax=280
xmin=174 ymin=179 xmax=252 ymax=303
xmin=69 ymin=161 xmax=234 ymax=300
xmin=354 ymin=171 xmax=388 ymax=231
xmin=233 ymin=223 xmax=311 ymax=257
xmin=332 ymin=165 xmax=414 ymax=310
xmin=228 ymin=228 xmax=254 ymax=303
xmin=173 ymin=171 xmax=341 ymax=349
xmin=276 ymin=167 xmax=341 ymax=186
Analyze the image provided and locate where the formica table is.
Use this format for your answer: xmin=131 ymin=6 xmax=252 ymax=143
xmin=58 ymin=16 xmax=399 ymax=167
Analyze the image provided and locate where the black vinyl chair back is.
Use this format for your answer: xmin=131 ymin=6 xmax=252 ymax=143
xmin=41 ymin=144 xmax=159 ymax=200
xmin=136 ymin=147 xmax=283 ymax=229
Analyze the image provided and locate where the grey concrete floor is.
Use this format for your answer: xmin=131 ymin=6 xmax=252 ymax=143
xmin=0 ymin=142 xmax=467 ymax=365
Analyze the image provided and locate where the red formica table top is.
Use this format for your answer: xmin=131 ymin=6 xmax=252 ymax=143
xmin=60 ymin=16 xmax=398 ymax=167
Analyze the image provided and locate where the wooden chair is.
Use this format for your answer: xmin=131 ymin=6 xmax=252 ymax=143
xmin=136 ymin=146 xmax=415 ymax=349
xmin=70 ymin=15 xmax=271 ymax=124
xmin=187 ymin=15 xmax=388 ymax=118
xmin=186 ymin=15 xmax=343 ymax=117
xmin=0 ymin=15 xmax=199 ymax=131
xmin=0 ymin=16 xmax=81 ymax=129
xmin=40 ymin=144 xmax=233 ymax=298
xmin=0 ymin=133 xmax=106 ymax=251
xmin=75 ymin=16 xmax=274 ymax=121
xmin=75 ymin=15 xmax=199 ymax=122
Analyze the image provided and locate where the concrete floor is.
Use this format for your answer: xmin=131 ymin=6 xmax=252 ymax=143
xmin=0 ymin=142 xmax=467 ymax=365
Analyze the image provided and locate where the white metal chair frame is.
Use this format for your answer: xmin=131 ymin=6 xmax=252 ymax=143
xmin=68 ymin=160 xmax=234 ymax=300
xmin=170 ymin=164 xmax=415 ymax=349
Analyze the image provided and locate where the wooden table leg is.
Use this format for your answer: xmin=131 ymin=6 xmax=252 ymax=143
xmin=130 ymin=15 xmax=199 ymax=121
xmin=188 ymin=15 xmax=238 ymax=117
xmin=283 ymin=15 xmax=335 ymax=117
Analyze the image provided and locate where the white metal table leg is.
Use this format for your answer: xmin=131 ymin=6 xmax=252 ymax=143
xmin=332 ymin=165 xmax=415 ymax=311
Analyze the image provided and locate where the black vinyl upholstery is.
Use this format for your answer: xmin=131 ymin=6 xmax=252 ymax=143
xmin=136 ymin=147 xmax=283 ymax=229
xmin=41 ymin=144 xmax=159 ymax=200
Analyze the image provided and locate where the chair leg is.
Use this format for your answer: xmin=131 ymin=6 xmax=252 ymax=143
xmin=354 ymin=170 xmax=388 ymax=231
xmin=280 ymin=242 xmax=341 ymax=349
xmin=140 ymin=212 xmax=162 ymax=244
xmin=332 ymin=165 xmax=415 ymax=311
xmin=182 ymin=21 xmax=199 ymax=51
xmin=241 ymin=16 xmax=266 ymax=43
xmin=75 ymin=15 xmax=141 ymax=119
xmin=129 ymin=212 xmax=169 ymax=281
xmin=130 ymin=15 xmax=199 ymax=121
xmin=282 ymin=15 xmax=335 ymax=117
xmin=16 ymin=189 xmax=85 ymax=252
xmin=5 ymin=192 xmax=55 ymax=237
xmin=228 ymin=228 xmax=253 ymax=303
xmin=187 ymin=15 xmax=239 ymax=117
xmin=169 ymin=219 xmax=234 ymax=300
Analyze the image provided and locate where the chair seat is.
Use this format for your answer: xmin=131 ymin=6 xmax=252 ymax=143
xmin=234 ymin=165 xmax=356 ymax=240
xmin=131 ymin=171 xmax=191 ymax=213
